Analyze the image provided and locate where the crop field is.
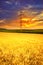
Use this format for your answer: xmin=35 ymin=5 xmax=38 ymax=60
xmin=0 ymin=32 xmax=43 ymax=65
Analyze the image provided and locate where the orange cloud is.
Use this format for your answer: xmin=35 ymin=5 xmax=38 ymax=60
xmin=0 ymin=19 xmax=5 ymax=23
xmin=0 ymin=10 xmax=43 ymax=29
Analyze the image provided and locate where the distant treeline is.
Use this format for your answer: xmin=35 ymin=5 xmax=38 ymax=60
xmin=0 ymin=28 xmax=43 ymax=34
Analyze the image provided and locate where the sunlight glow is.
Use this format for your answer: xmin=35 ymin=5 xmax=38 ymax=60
xmin=22 ymin=18 xmax=29 ymax=21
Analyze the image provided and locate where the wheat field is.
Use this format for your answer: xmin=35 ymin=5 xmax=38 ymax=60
xmin=0 ymin=32 xmax=43 ymax=65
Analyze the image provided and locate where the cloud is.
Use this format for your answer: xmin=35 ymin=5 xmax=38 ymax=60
xmin=5 ymin=1 xmax=12 ymax=5
xmin=24 ymin=4 xmax=43 ymax=10
xmin=32 ymin=11 xmax=43 ymax=21
xmin=17 ymin=7 xmax=40 ymax=20
xmin=0 ymin=19 xmax=6 ymax=23
xmin=0 ymin=3 xmax=43 ymax=29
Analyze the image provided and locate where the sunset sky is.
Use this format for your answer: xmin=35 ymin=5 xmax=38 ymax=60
xmin=0 ymin=0 xmax=43 ymax=29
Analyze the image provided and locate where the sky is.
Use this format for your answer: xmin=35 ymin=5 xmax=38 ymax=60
xmin=0 ymin=0 xmax=43 ymax=29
